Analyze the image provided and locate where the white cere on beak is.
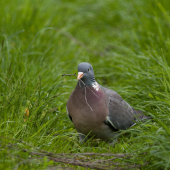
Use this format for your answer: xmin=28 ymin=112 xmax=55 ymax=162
xmin=77 ymin=72 xmax=84 ymax=80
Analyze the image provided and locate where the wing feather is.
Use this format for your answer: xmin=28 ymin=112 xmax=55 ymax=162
xmin=103 ymin=87 xmax=142 ymax=130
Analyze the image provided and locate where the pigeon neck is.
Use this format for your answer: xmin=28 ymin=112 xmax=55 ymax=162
xmin=78 ymin=76 xmax=96 ymax=88
xmin=77 ymin=80 xmax=100 ymax=92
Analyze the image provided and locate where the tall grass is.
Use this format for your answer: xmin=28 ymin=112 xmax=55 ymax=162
xmin=0 ymin=0 xmax=170 ymax=169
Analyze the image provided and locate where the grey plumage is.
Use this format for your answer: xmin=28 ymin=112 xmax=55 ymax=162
xmin=67 ymin=62 xmax=149 ymax=143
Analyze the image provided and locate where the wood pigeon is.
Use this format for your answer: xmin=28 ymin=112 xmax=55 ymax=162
xmin=67 ymin=62 xmax=149 ymax=143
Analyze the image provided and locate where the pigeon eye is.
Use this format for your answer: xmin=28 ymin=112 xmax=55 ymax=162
xmin=87 ymin=69 xmax=90 ymax=72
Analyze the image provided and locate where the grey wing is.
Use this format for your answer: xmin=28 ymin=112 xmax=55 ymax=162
xmin=103 ymin=87 xmax=138 ymax=130
xmin=107 ymin=96 xmax=136 ymax=130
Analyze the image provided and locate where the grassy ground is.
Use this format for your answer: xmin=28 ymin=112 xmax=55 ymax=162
xmin=0 ymin=0 xmax=170 ymax=169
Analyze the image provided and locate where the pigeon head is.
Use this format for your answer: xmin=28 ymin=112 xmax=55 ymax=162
xmin=77 ymin=62 xmax=95 ymax=86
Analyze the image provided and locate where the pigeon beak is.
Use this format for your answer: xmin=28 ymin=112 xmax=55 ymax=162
xmin=77 ymin=72 xmax=84 ymax=80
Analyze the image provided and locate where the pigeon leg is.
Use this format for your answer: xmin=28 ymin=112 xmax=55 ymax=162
xmin=78 ymin=133 xmax=87 ymax=144
xmin=109 ymin=139 xmax=118 ymax=147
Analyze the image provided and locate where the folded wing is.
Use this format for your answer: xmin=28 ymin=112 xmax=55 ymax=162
xmin=103 ymin=87 xmax=144 ymax=130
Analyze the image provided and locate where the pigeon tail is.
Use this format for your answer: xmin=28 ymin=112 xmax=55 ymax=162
xmin=133 ymin=109 xmax=151 ymax=121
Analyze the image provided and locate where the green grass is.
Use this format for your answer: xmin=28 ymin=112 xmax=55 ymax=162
xmin=0 ymin=0 xmax=170 ymax=169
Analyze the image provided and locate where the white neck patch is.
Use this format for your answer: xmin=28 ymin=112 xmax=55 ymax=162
xmin=92 ymin=82 xmax=100 ymax=91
